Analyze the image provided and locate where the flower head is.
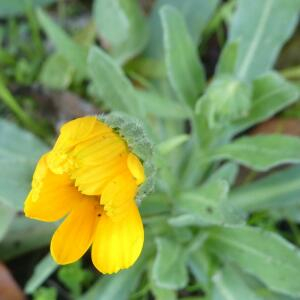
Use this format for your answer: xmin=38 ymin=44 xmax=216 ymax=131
xmin=24 ymin=116 xmax=147 ymax=274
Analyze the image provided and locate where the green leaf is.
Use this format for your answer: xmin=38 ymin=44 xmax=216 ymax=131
xmin=152 ymin=237 xmax=188 ymax=289
xmin=135 ymin=90 xmax=189 ymax=120
xmin=88 ymin=46 xmax=142 ymax=116
xmin=206 ymin=163 xmax=239 ymax=187
xmin=196 ymin=75 xmax=251 ymax=128
xmin=216 ymin=41 xmax=239 ymax=76
xmin=207 ymin=226 xmax=300 ymax=297
xmin=39 ymin=53 xmax=74 ymax=89
xmin=169 ymin=180 xmax=244 ymax=227
xmin=229 ymin=0 xmax=299 ymax=80
xmin=170 ymin=180 xmax=228 ymax=226
xmin=0 ymin=119 xmax=48 ymax=210
xmin=210 ymin=134 xmax=300 ymax=171
xmin=93 ymin=0 xmax=148 ymax=64
xmin=37 ymin=9 xmax=87 ymax=77
xmin=0 ymin=202 xmax=15 ymax=242
xmin=229 ymin=72 xmax=300 ymax=136
xmin=150 ymin=282 xmax=176 ymax=300
xmin=188 ymin=250 xmax=211 ymax=289
xmin=160 ymin=5 xmax=205 ymax=108
xmin=158 ymin=134 xmax=190 ymax=155
xmin=140 ymin=193 xmax=170 ymax=217
xmin=58 ymin=262 xmax=94 ymax=298
xmin=25 ymin=254 xmax=57 ymax=294
xmin=0 ymin=216 xmax=55 ymax=260
xmin=0 ymin=0 xmax=55 ymax=17
xmin=147 ymin=0 xmax=219 ymax=57
xmin=212 ymin=266 xmax=263 ymax=300
xmin=80 ymin=255 xmax=145 ymax=300
xmin=229 ymin=165 xmax=300 ymax=213
xmin=33 ymin=287 xmax=57 ymax=300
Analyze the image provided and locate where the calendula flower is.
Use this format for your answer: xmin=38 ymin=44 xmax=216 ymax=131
xmin=24 ymin=116 xmax=147 ymax=274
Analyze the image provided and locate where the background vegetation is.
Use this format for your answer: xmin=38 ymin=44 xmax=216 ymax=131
xmin=1 ymin=0 xmax=300 ymax=299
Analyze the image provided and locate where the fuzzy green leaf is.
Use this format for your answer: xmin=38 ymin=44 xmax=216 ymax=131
xmin=0 ymin=0 xmax=55 ymax=17
xmin=229 ymin=0 xmax=299 ymax=80
xmin=93 ymin=0 xmax=148 ymax=64
xmin=147 ymin=0 xmax=219 ymax=57
xmin=196 ymin=75 xmax=251 ymax=128
xmin=206 ymin=163 xmax=239 ymax=187
xmin=135 ymin=90 xmax=189 ymax=120
xmin=169 ymin=180 xmax=244 ymax=227
xmin=80 ymin=254 xmax=145 ymax=300
xmin=170 ymin=180 xmax=228 ymax=226
xmin=158 ymin=134 xmax=190 ymax=155
xmin=58 ymin=262 xmax=93 ymax=298
xmin=230 ymin=165 xmax=300 ymax=214
xmin=0 ymin=202 xmax=15 ymax=242
xmin=210 ymin=134 xmax=300 ymax=171
xmin=33 ymin=287 xmax=57 ymax=300
xmin=161 ymin=5 xmax=205 ymax=108
xmin=229 ymin=72 xmax=300 ymax=136
xmin=37 ymin=9 xmax=87 ymax=77
xmin=216 ymin=41 xmax=239 ymax=76
xmin=39 ymin=53 xmax=74 ymax=89
xmin=0 ymin=217 xmax=55 ymax=260
xmin=152 ymin=237 xmax=188 ymax=289
xmin=212 ymin=266 xmax=263 ymax=300
xmin=88 ymin=46 xmax=142 ymax=116
xmin=188 ymin=250 xmax=211 ymax=289
xmin=25 ymin=254 xmax=57 ymax=294
xmin=0 ymin=119 xmax=48 ymax=210
xmin=150 ymin=282 xmax=176 ymax=300
xmin=207 ymin=226 xmax=300 ymax=297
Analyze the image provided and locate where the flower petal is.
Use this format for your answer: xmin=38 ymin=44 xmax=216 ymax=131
xmin=47 ymin=116 xmax=112 ymax=174
xmin=73 ymin=132 xmax=127 ymax=167
xmin=127 ymin=153 xmax=145 ymax=185
xmin=50 ymin=196 xmax=101 ymax=265
xmin=91 ymin=201 xmax=144 ymax=274
xmin=24 ymin=154 xmax=81 ymax=222
xmin=59 ymin=116 xmax=110 ymax=144
xmin=72 ymin=152 xmax=128 ymax=196
xmin=100 ymin=171 xmax=137 ymax=221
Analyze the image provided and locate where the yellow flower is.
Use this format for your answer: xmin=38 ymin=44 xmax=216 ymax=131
xmin=24 ymin=116 xmax=145 ymax=274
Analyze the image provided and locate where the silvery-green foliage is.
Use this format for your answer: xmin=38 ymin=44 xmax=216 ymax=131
xmin=146 ymin=0 xmax=219 ymax=58
xmin=196 ymin=75 xmax=252 ymax=129
xmin=209 ymin=134 xmax=300 ymax=171
xmin=228 ymin=0 xmax=299 ymax=81
xmin=160 ymin=5 xmax=205 ymax=108
xmin=88 ymin=46 xmax=142 ymax=116
xmin=0 ymin=119 xmax=48 ymax=211
xmin=0 ymin=0 xmax=55 ymax=17
xmin=37 ymin=9 xmax=88 ymax=77
xmin=93 ymin=0 xmax=149 ymax=64
xmin=2 ymin=0 xmax=300 ymax=298
xmin=207 ymin=226 xmax=300 ymax=297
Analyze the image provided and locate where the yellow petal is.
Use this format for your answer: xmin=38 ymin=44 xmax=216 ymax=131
xmin=127 ymin=153 xmax=145 ymax=185
xmin=47 ymin=116 xmax=112 ymax=174
xmin=100 ymin=171 xmax=137 ymax=221
xmin=73 ymin=132 xmax=127 ymax=167
xmin=91 ymin=201 xmax=144 ymax=274
xmin=24 ymin=154 xmax=81 ymax=222
xmin=59 ymin=116 xmax=110 ymax=143
xmin=72 ymin=152 xmax=128 ymax=196
xmin=50 ymin=196 xmax=101 ymax=265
